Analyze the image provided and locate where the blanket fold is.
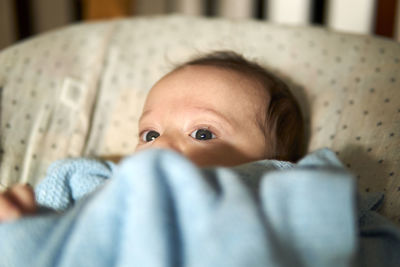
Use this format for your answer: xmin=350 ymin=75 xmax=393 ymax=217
xmin=0 ymin=148 xmax=399 ymax=267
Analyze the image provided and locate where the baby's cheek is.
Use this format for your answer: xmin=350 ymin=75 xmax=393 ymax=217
xmin=186 ymin=142 xmax=256 ymax=167
xmin=134 ymin=142 xmax=148 ymax=152
xmin=134 ymin=144 xmax=142 ymax=152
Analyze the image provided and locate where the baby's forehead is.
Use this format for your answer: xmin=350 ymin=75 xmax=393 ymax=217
xmin=148 ymin=65 xmax=268 ymax=116
xmin=149 ymin=65 xmax=270 ymax=108
xmin=171 ymin=65 xmax=270 ymax=93
xmin=158 ymin=68 xmax=261 ymax=101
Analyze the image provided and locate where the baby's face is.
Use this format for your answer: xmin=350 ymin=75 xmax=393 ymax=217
xmin=135 ymin=65 xmax=270 ymax=167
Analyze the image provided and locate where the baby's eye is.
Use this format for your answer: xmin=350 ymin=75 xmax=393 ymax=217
xmin=190 ymin=129 xmax=216 ymax=141
xmin=141 ymin=130 xmax=160 ymax=142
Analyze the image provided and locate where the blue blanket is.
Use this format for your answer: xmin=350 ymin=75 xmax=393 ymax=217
xmin=0 ymin=148 xmax=399 ymax=267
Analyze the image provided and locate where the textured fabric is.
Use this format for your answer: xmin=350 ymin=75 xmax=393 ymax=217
xmin=0 ymin=15 xmax=399 ymax=223
xmin=35 ymin=153 xmax=294 ymax=211
xmin=1 ymin=148 xmax=399 ymax=267
xmin=35 ymin=158 xmax=115 ymax=211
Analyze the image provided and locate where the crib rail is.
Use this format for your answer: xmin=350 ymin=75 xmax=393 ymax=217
xmin=0 ymin=0 xmax=399 ymax=50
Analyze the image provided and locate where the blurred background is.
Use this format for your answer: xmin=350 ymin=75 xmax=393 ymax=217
xmin=1 ymin=0 xmax=400 ymax=51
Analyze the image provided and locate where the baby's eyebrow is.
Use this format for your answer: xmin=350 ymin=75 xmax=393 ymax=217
xmin=190 ymin=106 xmax=235 ymax=130
xmin=139 ymin=106 xmax=235 ymax=132
xmin=139 ymin=109 xmax=152 ymax=123
xmin=192 ymin=106 xmax=230 ymax=121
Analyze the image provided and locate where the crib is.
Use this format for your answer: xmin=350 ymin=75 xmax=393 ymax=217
xmin=0 ymin=15 xmax=399 ymax=226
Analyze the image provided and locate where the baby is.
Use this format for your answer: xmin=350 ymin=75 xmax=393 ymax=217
xmin=0 ymin=50 xmax=304 ymax=221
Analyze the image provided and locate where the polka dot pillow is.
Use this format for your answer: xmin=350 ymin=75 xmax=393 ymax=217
xmin=0 ymin=15 xmax=399 ymax=224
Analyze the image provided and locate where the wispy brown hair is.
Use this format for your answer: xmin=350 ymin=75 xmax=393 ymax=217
xmin=177 ymin=51 xmax=305 ymax=162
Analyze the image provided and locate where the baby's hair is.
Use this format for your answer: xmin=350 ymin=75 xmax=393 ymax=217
xmin=176 ymin=50 xmax=305 ymax=162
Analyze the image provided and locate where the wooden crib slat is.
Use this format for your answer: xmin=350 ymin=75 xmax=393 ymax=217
xmin=82 ymin=0 xmax=132 ymax=20
xmin=267 ymin=0 xmax=312 ymax=25
xmin=0 ymin=0 xmax=17 ymax=50
xmin=327 ymin=0 xmax=376 ymax=34
xmin=217 ymin=0 xmax=255 ymax=19
xmin=173 ymin=0 xmax=204 ymax=16
xmin=31 ymin=0 xmax=75 ymax=33
xmin=395 ymin=0 xmax=400 ymax=41
xmin=375 ymin=0 xmax=397 ymax=38
xmin=133 ymin=0 xmax=169 ymax=15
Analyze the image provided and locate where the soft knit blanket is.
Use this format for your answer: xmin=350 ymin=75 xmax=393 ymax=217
xmin=0 ymin=148 xmax=399 ymax=267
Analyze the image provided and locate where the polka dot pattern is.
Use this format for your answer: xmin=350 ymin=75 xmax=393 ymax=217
xmin=0 ymin=21 xmax=114 ymax=186
xmin=0 ymin=15 xmax=399 ymax=224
